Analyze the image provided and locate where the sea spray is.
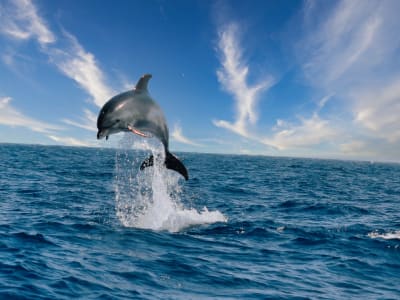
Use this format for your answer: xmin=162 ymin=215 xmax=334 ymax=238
xmin=114 ymin=134 xmax=227 ymax=232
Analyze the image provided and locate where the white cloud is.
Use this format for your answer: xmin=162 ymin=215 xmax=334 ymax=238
xmin=47 ymin=135 xmax=92 ymax=147
xmin=317 ymin=94 xmax=333 ymax=111
xmin=340 ymin=140 xmax=367 ymax=154
xmin=300 ymin=1 xmax=386 ymax=88
xmin=0 ymin=0 xmax=55 ymax=45
xmin=47 ymin=31 xmax=114 ymax=108
xmin=47 ymin=31 xmax=113 ymax=132
xmin=1 ymin=0 xmax=113 ymax=108
xmin=62 ymin=108 xmax=98 ymax=132
xmin=351 ymin=78 xmax=400 ymax=143
xmin=214 ymin=22 xmax=274 ymax=137
xmin=213 ymin=21 xmax=342 ymax=155
xmin=297 ymin=0 xmax=400 ymax=160
xmin=211 ymin=2 xmax=400 ymax=160
xmin=300 ymin=0 xmax=400 ymax=100
xmin=1 ymin=0 xmax=113 ymax=138
xmin=263 ymin=113 xmax=338 ymax=150
xmin=171 ymin=124 xmax=202 ymax=147
xmin=0 ymin=96 xmax=62 ymax=133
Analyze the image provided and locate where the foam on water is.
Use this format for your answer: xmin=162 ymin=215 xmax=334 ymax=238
xmin=368 ymin=230 xmax=400 ymax=240
xmin=114 ymin=134 xmax=226 ymax=232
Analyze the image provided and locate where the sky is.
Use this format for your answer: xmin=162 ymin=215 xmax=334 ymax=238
xmin=1 ymin=0 xmax=400 ymax=162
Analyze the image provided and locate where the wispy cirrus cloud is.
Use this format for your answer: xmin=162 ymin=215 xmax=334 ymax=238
xmin=301 ymin=1 xmax=382 ymax=88
xmin=261 ymin=93 xmax=340 ymax=151
xmin=214 ymin=21 xmax=339 ymax=153
xmin=62 ymin=109 xmax=97 ymax=132
xmin=47 ymin=31 xmax=114 ymax=108
xmin=46 ymin=31 xmax=112 ymax=132
xmin=214 ymin=2 xmax=400 ymax=160
xmin=299 ymin=0 xmax=400 ymax=157
xmin=0 ymin=0 xmax=113 ymax=108
xmin=47 ymin=134 xmax=93 ymax=147
xmin=214 ymin=23 xmax=274 ymax=138
xmin=263 ymin=113 xmax=339 ymax=150
xmin=351 ymin=78 xmax=400 ymax=143
xmin=0 ymin=96 xmax=61 ymax=133
xmin=0 ymin=0 xmax=113 ymax=141
xmin=171 ymin=124 xmax=202 ymax=147
xmin=0 ymin=0 xmax=55 ymax=45
xmin=214 ymin=0 xmax=399 ymax=159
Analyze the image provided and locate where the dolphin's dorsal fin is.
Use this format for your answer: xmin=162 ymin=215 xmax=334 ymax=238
xmin=135 ymin=74 xmax=152 ymax=92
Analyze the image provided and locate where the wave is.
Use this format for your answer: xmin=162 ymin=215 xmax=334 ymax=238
xmin=114 ymin=134 xmax=226 ymax=232
xmin=368 ymin=230 xmax=400 ymax=240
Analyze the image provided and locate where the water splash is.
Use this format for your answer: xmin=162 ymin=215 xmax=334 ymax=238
xmin=114 ymin=134 xmax=227 ymax=232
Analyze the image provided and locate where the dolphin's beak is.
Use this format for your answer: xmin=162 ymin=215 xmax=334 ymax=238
xmin=97 ymin=129 xmax=111 ymax=140
xmin=97 ymin=130 xmax=104 ymax=140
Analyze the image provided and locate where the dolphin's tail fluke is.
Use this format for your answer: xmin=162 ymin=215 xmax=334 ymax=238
xmin=140 ymin=151 xmax=189 ymax=180
xmin=165 ymin=152 xmax=189 ymax=180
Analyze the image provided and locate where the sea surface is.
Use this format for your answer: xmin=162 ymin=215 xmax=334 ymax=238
xmin=1 ymin=140 xmax=400 ymax=299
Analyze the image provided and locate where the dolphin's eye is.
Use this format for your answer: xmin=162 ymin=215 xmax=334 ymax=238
xmin=115 ymin=119 xmax=120 ymax=123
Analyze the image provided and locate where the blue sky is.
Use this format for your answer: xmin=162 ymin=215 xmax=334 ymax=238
xmin=1 ymin=0 xmax=400 ymax=162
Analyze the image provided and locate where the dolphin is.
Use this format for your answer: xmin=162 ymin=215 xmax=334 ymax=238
xmin=97 ymin=74 xmax=189 ymax=180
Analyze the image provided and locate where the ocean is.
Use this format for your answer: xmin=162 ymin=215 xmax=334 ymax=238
xmin=1 ymin=139 xmax=399 ymax=299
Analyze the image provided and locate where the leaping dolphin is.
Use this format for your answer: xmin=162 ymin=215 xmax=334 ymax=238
xmin=97 ymin=74 xmax=189 ymax=180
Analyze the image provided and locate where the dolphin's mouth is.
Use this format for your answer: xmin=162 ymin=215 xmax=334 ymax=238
xmin=97 ymin=125 xmax=151 ymax=140
xmin=127 ymin=125 xmax=149 ymax=138
xmin=97 ymin=130 xmax=106 ymax=140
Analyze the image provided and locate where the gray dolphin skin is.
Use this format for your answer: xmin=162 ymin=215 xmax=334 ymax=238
xmin=97 ymin=74 xmax=189 ymax=180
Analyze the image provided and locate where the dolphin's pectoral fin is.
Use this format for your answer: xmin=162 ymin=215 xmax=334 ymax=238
xmin=139 ymin=152 xmax=189 ymax=180
xmin=165 ymin=151 xmax=189 ymax=180
xmin=140 ymin=155 xmax=154 ymax=170
xmin=127 ymin=125 xmax=149 ymax=138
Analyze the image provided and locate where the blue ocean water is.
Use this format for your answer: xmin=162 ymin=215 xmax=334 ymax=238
xmin=1 ymin=141 xmax=400 ymax=299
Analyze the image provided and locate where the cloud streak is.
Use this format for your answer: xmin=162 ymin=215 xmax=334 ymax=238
xmin=0 ymin=0 xmax=55 ymax=45
xmin=214 ymin=23 xmax=274 ymax=137
xmin=171 ymin=124 xmax=202 ymax=147
xmin=48 ymin=31 xmax=114 ymax=108
xmin=47 ymin=134 xmax=93 ymax=147
xmin=214 ymin=21 xmax=340 ymax=154
xmin=0 ymin=97 xmax=62 ymax=133
xmin=303 ymin=0 xmax=400 ymax=90
xmin=0 ymin=0 xmax=113 ymax=108
xmin=46 ymin=32 xmax=112 ymax=133
xmin=351 ymin=78 xmax=400 ymax=143
xmin=263 ymin=113 xmax=339 ymax=150
xmin=299 ymin=0 xmax=400 ymax=157
xmin=0 ymin=0 xmax=113 ymax=140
